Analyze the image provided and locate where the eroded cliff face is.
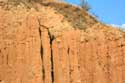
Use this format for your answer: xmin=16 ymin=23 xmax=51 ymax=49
xmin=0 ymin=1 xmax=125 ymax=83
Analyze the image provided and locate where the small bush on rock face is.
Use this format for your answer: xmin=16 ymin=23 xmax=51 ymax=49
xmin=80 ymin=0 xmax=91 ymax=11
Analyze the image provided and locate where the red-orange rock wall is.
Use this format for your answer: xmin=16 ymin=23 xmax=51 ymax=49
xmin=0 ymin=7 xmax=125 ymax=83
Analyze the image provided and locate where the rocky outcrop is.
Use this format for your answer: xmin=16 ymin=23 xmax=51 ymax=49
xmin=0 ymin=1 xmax=125 ymax=83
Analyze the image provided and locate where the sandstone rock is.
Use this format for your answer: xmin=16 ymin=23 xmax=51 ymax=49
xmin=0 ymin=1 xmax=125 ymax=83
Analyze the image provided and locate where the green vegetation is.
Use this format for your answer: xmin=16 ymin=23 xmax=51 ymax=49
xmin=80 ymin=0 xmax=91 ymax=11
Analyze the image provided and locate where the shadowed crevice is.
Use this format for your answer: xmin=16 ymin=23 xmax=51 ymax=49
xmin=47 ymin=29 xmax=55 ymax=83
xmin=67 ymin=47 xmax=72 ymax=83
xmin=38 ymin=19 xmax=45 ymax=83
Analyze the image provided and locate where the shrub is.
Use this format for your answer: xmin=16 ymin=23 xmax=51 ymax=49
xmin=80 ymin=0 xmax=91 ymax=11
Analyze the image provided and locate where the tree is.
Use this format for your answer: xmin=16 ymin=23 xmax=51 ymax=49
xmin=80 ymin=0 xmax=91 ymax=11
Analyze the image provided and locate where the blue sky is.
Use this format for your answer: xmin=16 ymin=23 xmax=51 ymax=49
xmin=64 ymin=0 xmax=125 ymax=27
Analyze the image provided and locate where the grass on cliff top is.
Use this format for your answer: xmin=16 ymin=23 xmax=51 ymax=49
xmin=43 ymin=2 xmax=98 ymax=30
xmin=0 ymin=0 xmax=98 ymax=30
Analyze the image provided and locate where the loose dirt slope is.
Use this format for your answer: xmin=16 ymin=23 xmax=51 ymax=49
xmin=0 ymin=1 xmax=125 ymax=83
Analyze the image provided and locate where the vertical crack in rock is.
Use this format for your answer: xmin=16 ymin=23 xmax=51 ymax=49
xmin=67 ymin=47 xmax=72 ymax=83
xmin=38 ymin=19 xmax=45 ymax=83
xmin=6 ymin=49 xmax=8 ymax=65
xmin=106 ymin=44 xmax=112 ymax=83
xmin=2 ymin=54 xmax=4 ymax=64
xmin=47 ymin=29 xmax=54 ymax=83
xmin=67 ymin=47 xmax=70 ymax=54
xmin=120 ymin=43 xmax=124 ymax=82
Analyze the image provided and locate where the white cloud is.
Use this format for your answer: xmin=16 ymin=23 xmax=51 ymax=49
xmin=121 ymin=24 xmax=125 ymax=29
xmin=110 ymin=24 xmax=125 ymax=29
xmin=110 ymin=24 xmax=120 ymax=28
